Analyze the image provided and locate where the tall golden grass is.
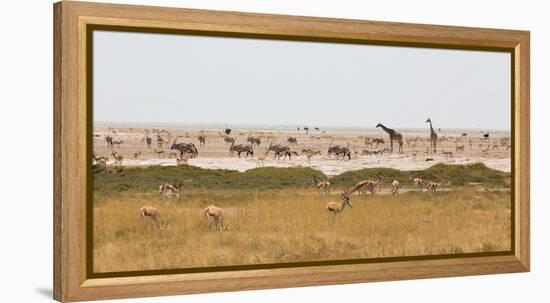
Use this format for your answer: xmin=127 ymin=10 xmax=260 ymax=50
xmin=93 ymin=188 xmax=511 ymax=272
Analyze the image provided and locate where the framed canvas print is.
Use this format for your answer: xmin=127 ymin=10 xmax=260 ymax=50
xmin=53 ymin=1 xmax=530 ymax=302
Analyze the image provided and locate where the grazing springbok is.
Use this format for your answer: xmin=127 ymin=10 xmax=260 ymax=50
xmin=425 ymin=181 xmax=440 ymax=193
xmin=204 ymin=205 xmax=224 ymax=231
xmin=198 ymin=135 xmax=206 ymax=146
xmin=456 ymin=145 xmax=465 ymax=152
xmin=111 ymin=151 xmax=123 ymax=165
xmin=159 ymin=183 xmax=180 ymax=199
xmin=409 ymin=172 xmax=424 ymax=191
xmin=350 ymin=176 xmax=383 ymax=195
xmin=312 ymin=175 xmax=331 ymax=195
xmin=325 ymin=191 xmax=352 ymax=225
xmin=391 ymin=180 xmax=400 ymax=196
xmin=140 ymin=206 xmax=161 ymax=229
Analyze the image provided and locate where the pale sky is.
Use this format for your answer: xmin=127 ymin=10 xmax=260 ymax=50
xmin=93 ymin=30 xmax=511 ymax=130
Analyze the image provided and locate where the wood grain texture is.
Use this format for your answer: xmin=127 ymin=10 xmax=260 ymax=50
xmin=53 ymin=1 xmax=530 ymax=301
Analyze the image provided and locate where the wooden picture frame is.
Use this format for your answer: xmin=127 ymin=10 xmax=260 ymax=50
xmin=53 ymin=1 xmax=530 ymax=301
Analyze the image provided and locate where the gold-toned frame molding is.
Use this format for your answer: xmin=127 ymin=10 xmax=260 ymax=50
xmin=53 ymin=1 xmax=530 ymax=302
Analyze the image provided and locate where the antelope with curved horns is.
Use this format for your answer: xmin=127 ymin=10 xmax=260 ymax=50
xmin=267 ymin=138 xmax=291 ymax=160
xmin=171 ymin=136 xmax=199 ymax=158
xmin=327 ymin=139 xmax=351 ymax=160
xmin=229 ymin=139 xmax=254 ymax=158
xmin=111 ymin=151 xmax=123 ymax=166
xmin=325 ymin=190 xmax=352 ymax=226
xmin=204 ymin=205 xmax=224 ymax=231
xmin=139 ymin=206 xmax=161 ymax=229
xmin=312 ymin=175 xmax=331 ymax=195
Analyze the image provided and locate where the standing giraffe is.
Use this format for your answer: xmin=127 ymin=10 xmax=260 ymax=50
xmin=375 ymin=123 xmax=403 ymax=153
xmin=426 ymin=118 xmax=438 ymax=153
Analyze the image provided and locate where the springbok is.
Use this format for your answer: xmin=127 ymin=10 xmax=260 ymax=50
xmin=350 ymin=176 xmax=383 ymax=195
xmin=139 ymin=206 xmax=161 ymax=229
xmin=442 ymin=150 xmax=453 ymax=159
xmin=391 ymin=180 xmax=400 ymax=196
xmin=256 ymin=150 xmax=269 ymax=167
xmin=154 ymin=150 xmax=165 ymax=158
xmin=111 ymin=151 xmax=123 ymax=165
xmin=176 ymin=154 xmax=190 ymax=166
xmin=312 ymin=175 xmax=331 ymax=195
xmin=326 ymin=191 xmax=352 ymax=225
xmin=204 ymin=205 xmax=224 ymax=231
xmin=425 ymin=182 xmax=440 ymax=193
xmin=92 ymin=153 xmax=108 ymax=168
xmin=159 ymin=183 xmax=180 ymax=199
xmin=111 ymin=139 xmax=123 ymax=148
xmin=133 ymin=151 xmax=142 ymax=160
xmin=409 ymin=172 xmax=424 ymax=191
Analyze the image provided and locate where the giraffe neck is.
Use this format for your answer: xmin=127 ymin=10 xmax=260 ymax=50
xmin=429 ymin=121 xmax=435 ymax=134
xmin=379 ymin=124 xmax=394 ymax=134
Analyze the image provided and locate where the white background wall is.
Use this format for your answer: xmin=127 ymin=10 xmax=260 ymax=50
xmin=0 ymin=0 xmax=547 ymax=302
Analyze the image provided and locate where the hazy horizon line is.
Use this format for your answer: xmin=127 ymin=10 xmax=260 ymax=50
xmin=94 ymin=120 xmax=511 ymax=133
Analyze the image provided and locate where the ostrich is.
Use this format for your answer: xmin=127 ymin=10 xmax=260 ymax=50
xmin=325 ymin=191 xmax=352 ymax=225
xmin=204 ymin=205 xmax=224 ymax=231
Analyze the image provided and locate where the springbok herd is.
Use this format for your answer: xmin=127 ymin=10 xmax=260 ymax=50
xmin=142 ymin=171 xmax=440 ymax=230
